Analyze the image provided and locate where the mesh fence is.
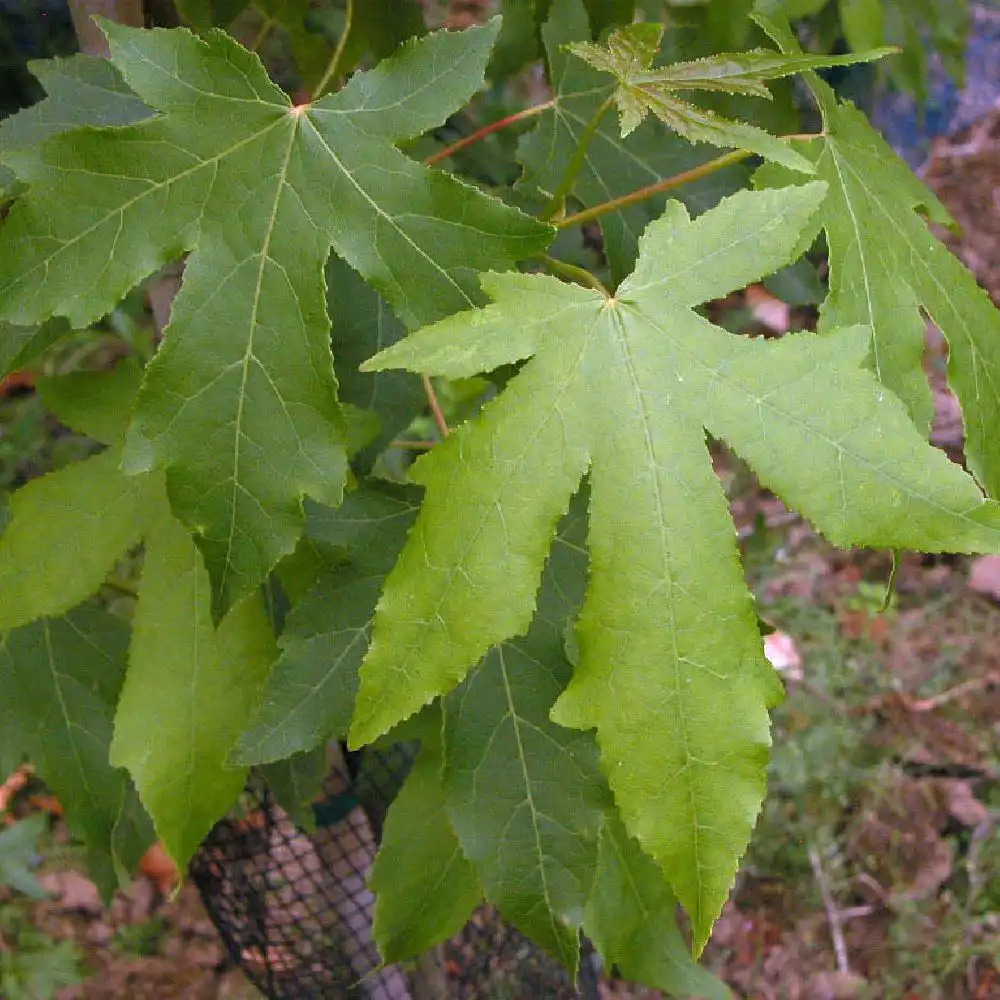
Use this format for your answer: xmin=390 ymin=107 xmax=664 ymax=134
xmin=190 ymin=743 xmax=604 ymax=1000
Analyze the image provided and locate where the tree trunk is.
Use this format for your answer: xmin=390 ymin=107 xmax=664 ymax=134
xmin=67 ymin=0 xmax=145 ymax=56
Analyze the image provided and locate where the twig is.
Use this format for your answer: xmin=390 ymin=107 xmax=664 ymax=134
xmin=421 ymin=374 xmax=450 ymax=439
xmin=389 ymin=439 xmax=437 ymax=451
xmin=311 ymin=0 xmax=353 ymax=100
xmin=425 ymin=101 xmax=556 ymax=166
xmin=908 ymin=674 xmax=1000 ymax=712
xmin=557 ymin=149 xmax=751 ymax=229
xmin=809 ymin=844 xmax=852 ymax=975
xmin=250 ymin=16 xmax=275 ymax=52
xmin=540 ymin=96 xmax=614 ymax=220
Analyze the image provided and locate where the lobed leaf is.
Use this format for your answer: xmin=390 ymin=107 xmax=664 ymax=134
xmin=355 ymin=183 xmax=1000 ymax=947
xmin=0 ymin=19 xmax=551 ymax=615
xmin=754 ymin=0 xmax=1000 ymax=496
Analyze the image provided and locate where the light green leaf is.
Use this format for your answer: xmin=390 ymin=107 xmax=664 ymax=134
xmin=585 ymin=816 xmax=732 ymax=1000
xmin=371 ymin=731 xmax=482 ymax=963
xmin=754 ymin=2 xmax=1000 ymax=494
xmin=519 ymin=0 xmax=747 ymax=282
xmin=0 ymin=450 xmax=148 ymax=632
xmin=442 ymin=503 xmax=608 ymax=971
xmin=37 ymin=357 xmax=144 ymax=447
xmin=232 ymin=484 xmax=421 ymax=765
xmin=566 ymin=21 xmax=841 ymax=170
xmin=111 ymin=497 xmax=277 ymax=868
xmin=0 ymin=606 xmax=153 ymax=898
xmin=0 ymin=20 xmax=551 ymax=616
xmin=355 ymin=183 xmax=1000 ymax=948
xmin=0 ymin=814 xmax=48 ymax=899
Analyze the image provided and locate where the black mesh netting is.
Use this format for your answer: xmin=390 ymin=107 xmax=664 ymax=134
xmin=190 ymin=743 xmax=604 ymax=1000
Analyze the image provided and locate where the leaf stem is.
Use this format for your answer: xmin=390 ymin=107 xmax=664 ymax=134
xmin=425 ymin=100 xmax=557 ymax=166
xmin=422 ymin=374 xmax=450 ymax=438
xmin=390 ymin=439 xmax=438 ymax=451
xmin=311 ymin=0 xmax=353 ymax=100
xmin=539 ymin=96 xmax=614 ymax=220
xmin=540 ymin=254 xmax=609 ymax=296
xmin=556 ymin=148 xmax=751 ymax=229
xmin=250 ymin=16 xmax=276 ymax=52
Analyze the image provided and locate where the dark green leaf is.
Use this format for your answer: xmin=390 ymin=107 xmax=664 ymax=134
xmin=0 ymin=814 xmax=48 ymax=899
xmin=0 ymin=606 xmax=153 ymax=897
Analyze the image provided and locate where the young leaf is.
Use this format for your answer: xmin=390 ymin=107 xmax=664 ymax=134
xmin=353 ymin=183 xmax=1000 ymax=948
xmin=753 ymin=1 xmax=1000 ymax=496
xmin=0 ymin=606 xmax=153 ymax=897
xmin=111 ymin=497 xmax=277 ymax=868
xmin=584 ymin=816 xmax=732 ymax=1000
xmin=0 ymin=450 xmax=149 ymax=632
xmin=371 ymin=728 xmax=482 ymax=963
xmin=567 ymin=22 xmax=885 ymax=169
xmin=518 ymin=0 xmax=747 ymax=282
xmin=0 ymin=19 xmax=551 ymax=615
xmin=442 ymin=502 xmax=609 ymax=970
xmin=232 ymin=484 xmax=421 ymax=765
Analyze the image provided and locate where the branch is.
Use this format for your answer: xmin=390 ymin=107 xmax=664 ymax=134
xmin=422 ymin=375 xmax=450 ymax=439
xmin=68 ymin=0 xmax=144 ymax=57
xmin=809 ymin=844 xmax=852 ymax=975
xmin=425 ymin=101 xmax=556 ymax=167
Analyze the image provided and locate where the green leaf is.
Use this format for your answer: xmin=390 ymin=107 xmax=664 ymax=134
xmin=519 ymin=0 xmax=748 ymax=282
xmin=0 ymin=815 xmax=48 ymax=899
xmin=0 ymin=935 xmax=83 ymax=1000
xmin=371 ymin=730 xmax=482 ymax=963
xmin=565 ymin=21 xmax=858 ymax=170
xmin=111 ymin=497 xmax=278 ymax=868
xmin=585 ymin=815 xmax=732 ymax=1000
xmin=442 ymin=502 xmax=608 ymax=970
xmin=0 ymin=20 xmax=551 ymax=616
xmin=354 ymin=183 xmax=1000 ymax=948
xmin=327 ymin=256 xmax=426 ymax=465
xmin=0 ymin=450 xmax=149 ymax=632
xmin=754 ymin=3 xmax=1000 ymax=495
xmin=37 ymin=357 xmax=144 ymax=447
xmin=0 ymin=606 xmax=153 ymax=897
xmin=0 ymin=54 xmax=151 ymax=193
xmin=232 ymin=484 xmax=421 ymax=765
